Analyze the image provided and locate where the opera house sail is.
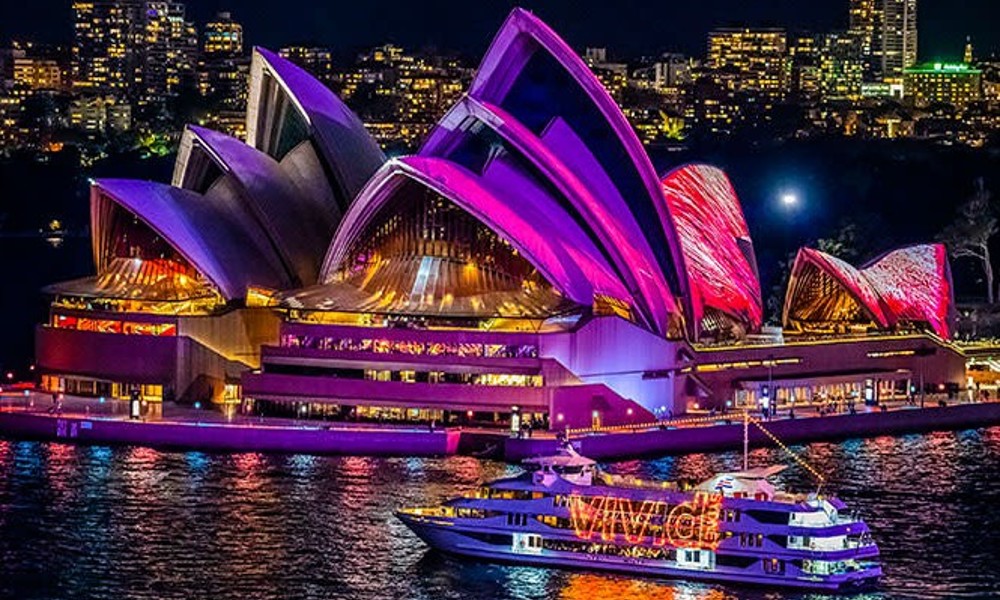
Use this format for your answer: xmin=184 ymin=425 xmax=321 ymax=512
xmin=36 ymin=8 xmax=966 ymax=429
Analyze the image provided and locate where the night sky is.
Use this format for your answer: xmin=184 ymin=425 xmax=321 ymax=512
xmin=1 ymin=0 xmax=998 ymax=61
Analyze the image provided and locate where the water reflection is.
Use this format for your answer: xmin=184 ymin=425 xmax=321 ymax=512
xmin=1 ymin=429 xmax=999 ymax=599
xmin=559 ymin=573 xmax=735 ymax=600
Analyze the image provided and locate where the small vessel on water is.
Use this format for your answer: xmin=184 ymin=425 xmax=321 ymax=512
xmin=397 ymin=433 xmax=881 ymax=591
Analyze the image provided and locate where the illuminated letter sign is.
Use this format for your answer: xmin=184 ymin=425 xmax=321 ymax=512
xmin=666 ymin=492 xmax=723 ymax=550
xmin=568 ymin=492 xmax=723 ymax=550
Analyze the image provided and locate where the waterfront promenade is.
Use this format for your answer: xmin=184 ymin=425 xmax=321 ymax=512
xmin=0 ymin=393 xmax=460 ymax=456
xmin=4 ymin=391 xmax=1000 ymax=461
xmin=507 ymin=398 xmax=1000 ymax=460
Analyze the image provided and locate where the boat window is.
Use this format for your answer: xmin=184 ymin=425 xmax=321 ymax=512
xmin=745 ymin=509 xmax=789 ymax=525
xmin=505 ymin=513 xmax=529 ymax=527
xmin=763 ymin=558 xmax=785 ymax=575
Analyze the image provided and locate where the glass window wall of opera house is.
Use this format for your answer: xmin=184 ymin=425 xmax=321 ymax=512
xmin=36 ymin=8 xmax=966 ymax=430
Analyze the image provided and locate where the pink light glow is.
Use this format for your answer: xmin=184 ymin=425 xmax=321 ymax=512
xmin=467 ymin=8 xmax=688 ymax=335
xmin=422 ymin=97 xmax=680 ymax=334
xmin=788 ymin=244 xmax=954 ymax=338
xmin=862 ymin=244 xmax=953 ymax=338
xmin=660 ymin=165 xmax=763 ymax=335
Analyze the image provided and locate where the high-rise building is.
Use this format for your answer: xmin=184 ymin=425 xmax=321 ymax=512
xmin=142 ymin=2 xmax=198 ymax=100
xmin=707 ymin=28 xmax=788 ymax=100
xmin=203 ymin=11 xmax=243 ymax=57
xmin=877 ymin=0 xmax=918 ymax=82
xmin=850 ymin=0 xmax=918 ymax=82
xmin=819 ymin=33 xmax=865 ymax=101
xmin=72 ymin=1 xmax=144 ymax=95
xmin=849 ymin=0 xmax=877 ymax=66
xmin=72 ymin=1 xmax=196 ymax=101
xmin=788 ymin=34 xmax=822 ymax=102
xmin=197 ymin=12 xmax=248 ymax=110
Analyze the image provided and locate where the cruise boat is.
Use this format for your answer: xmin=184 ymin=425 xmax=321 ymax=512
xmin=397 ymin=445 xmax=881 ymax=591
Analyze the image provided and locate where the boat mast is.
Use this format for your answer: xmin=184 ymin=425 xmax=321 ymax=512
xmin=743 ymin=409 xmax=749 ymax=471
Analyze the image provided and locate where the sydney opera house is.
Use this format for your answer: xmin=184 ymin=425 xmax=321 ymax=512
xmin=36 ymin=9 xmax=965 ymax=430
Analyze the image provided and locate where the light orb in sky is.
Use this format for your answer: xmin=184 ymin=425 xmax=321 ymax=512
xmin=780 ymin=192 xmax=799 ymax=208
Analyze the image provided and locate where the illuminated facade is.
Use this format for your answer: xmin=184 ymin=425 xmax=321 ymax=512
xmin=71 ymin=0 xmax=197 ymax=100
xmin=784 ymin=244 xmax=953 ymax=339
xmin=904 ymin=63 xmax=983 ymax=108
xmin=338 ymin=44 xmax=472 ymax=150
xmin=38 ymin=47 xmax=386 ymax=402
xmin=72 ymin=0 xmax=143 ymax=94
xmin=849 ymin=0 xmax=878 ymax=64
xmin=819 ymin=33 xmax=865 ymax=102
xmin=70 ymin=95 xmax=132 ymax=133
xmin=141 ymin=2 xmax=197 ymax=101
xmin=196 ymin=12 xmax=247 ymax=112
xmin=13 ymin=57 xmax=64 ymax=91
xmin=660 ymin=164 xmax=762 ymax=340
xmin=706 ymin=28 xmax=788 ymax=100
xmin=851 ymin=0 xmax=918 ymax=82
xmin=875 ymin=0 xmax=918 ymax=82
xmin=203 ymin=12 xmax=243 ymax=57
xmin=39 ymin=9 xmax=966 ymax=427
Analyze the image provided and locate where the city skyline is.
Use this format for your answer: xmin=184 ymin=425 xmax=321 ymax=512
xmin=1 ymin=0 xmax=998 ymax=61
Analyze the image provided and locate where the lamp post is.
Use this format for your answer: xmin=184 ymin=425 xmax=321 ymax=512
xmin=129 ymin=386 xmax=141 ymax=420
xmin=764 ymin=354 xmax=775 ymax=420
xmin=510 ymin=405 xmax=521 ymax=438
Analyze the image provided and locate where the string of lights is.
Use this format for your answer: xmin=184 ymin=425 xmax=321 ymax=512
xmin=566 ymin=413 xmax=737 ymax=436
xmin=747 ymin=415 xmax=826 ymax=484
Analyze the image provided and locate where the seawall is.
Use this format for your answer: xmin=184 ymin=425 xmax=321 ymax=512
xmin=0 ymin=411 xmax=460 ymax=457
xmin=504 ymin=402 xmax=1000 ymax=461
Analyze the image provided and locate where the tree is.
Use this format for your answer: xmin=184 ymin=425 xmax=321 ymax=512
xmin=815 ymin=222 xmax=861 ymax=263
xmin=938 ymin=178 xmax=997 ymax=304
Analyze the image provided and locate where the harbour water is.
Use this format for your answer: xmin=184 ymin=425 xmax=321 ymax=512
xmin=2 ymin=428 xmax=1000 ymax=600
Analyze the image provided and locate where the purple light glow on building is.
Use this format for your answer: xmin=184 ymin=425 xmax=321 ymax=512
xmin=35 ymin=9 xmax=965 ymax=431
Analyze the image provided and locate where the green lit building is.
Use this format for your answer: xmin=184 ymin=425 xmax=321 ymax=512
xmin=904 ymin=62 xmax=982 ymax=108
